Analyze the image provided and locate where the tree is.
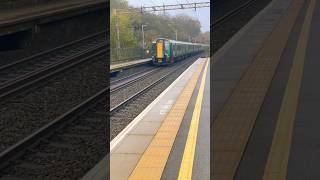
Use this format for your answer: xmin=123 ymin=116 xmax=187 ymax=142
xmin=194 ymin=31 xmax=210 ymax=44
xmin=110 ymin=3 xmax=140 ymax=49
xmin=110 ymin=0 xmax=128 ymax=10
xmin=110 ymin=0 xmax=204 ymax=60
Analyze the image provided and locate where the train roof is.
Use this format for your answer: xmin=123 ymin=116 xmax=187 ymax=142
xmin=152 ymin=38 xmax=209 ymax=47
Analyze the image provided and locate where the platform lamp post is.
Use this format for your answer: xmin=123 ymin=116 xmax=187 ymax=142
xmin=175 ymin=29 xmax=178 ymax=41
xmin=142 ymin=24 xmax=147 ymax=49
xmin=142 ymin=24 xmax=147 ymax=57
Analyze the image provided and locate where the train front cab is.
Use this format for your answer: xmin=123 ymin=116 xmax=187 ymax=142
xmin=152 ymin=39 xmax=173 ymax=65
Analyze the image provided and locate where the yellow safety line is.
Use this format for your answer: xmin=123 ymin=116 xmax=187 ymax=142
xmin=211 ymin=0 xmax=303 ymax=179
xmin=178 ymin=59 xmax=209 ymax=180
xmin=263 ymin=0 xmax=315 ymax=179
xmin=128 ymin=60 xmax=206 ymax=180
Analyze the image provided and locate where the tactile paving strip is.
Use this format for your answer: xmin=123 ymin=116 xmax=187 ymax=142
xmin=128 ymin=60 xmax=206 ymax=180
xmin=263 ymin=0 xmax=315 ymax=179
xmin=211 ymin=0 xmax=304 ymax=179
xmin=178 ymin=60 xmax=209 ymax=179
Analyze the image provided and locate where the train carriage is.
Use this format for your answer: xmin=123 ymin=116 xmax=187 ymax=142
xmin=151 ymin=38 xmax=208 ymax=65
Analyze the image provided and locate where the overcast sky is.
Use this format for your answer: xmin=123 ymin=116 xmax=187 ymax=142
xmin=127 ymin=0 xmax=210 ymax=32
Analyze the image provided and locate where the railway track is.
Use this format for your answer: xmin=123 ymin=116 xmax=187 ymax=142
xmin=0 ymin=54 xmax=196 ymax=178
xmin=110 ymin=59 xmax=195 ymax=114
xmin=0 ymin=88 xmax=107 ymax=179
xmin=211 ymin=0 xmax=271 ymax=53
xmin=110 ymin=68 xmax=160 ymax=93
xmin=0 ymin=31 xmax=107 ymax=103
xmin=110 ymin=55 xmax=201 ymax=139
xmin=0 ymin=31 xmax=108 ymax=179
xmin=212 ymin=0 xmax=258 ymax=28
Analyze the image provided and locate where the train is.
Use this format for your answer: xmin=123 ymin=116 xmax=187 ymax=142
xmin=151 ymin=38 xmax=209 ymax=65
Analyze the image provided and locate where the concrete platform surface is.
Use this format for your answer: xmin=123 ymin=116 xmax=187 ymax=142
xmin=110 ymin=58 xmax=151 ymax=72
xmin=110 ymin=57 xmax=208 ymax=180
xmin=212 ymin=0 xmax=320 ymax=179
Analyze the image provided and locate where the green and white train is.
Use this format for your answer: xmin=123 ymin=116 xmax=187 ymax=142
xmin=151 ymin=38 xmax=209 ymax=65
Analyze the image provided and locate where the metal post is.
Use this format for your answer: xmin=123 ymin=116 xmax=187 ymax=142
xmin=115 ymin=9 xmax=120 ymax=61
xmin=163 ymin=3 xmax=165 ymax=15
xmin=141 ymin=24 xmax=147 ymax=57
xmin=142 ymin=24 xmax=147 ymax=49
xmin=175 ymin=30 xmax=178 ymax=40
xmin=142 ymin=25 xmax=145 ymax=49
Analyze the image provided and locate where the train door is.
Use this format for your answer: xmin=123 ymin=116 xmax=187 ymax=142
xmin=170 ymin=43 xmax=175 ymax=63
xmin=156 ymin=40 xmax=164 ymax=63
xmin=164 ymin=41 xmax=171 ymax=63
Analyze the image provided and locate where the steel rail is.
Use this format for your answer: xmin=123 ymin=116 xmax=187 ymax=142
xmin=212 ymin=0 xmax=257 ymax=28
xmin=0 ymin=30 xmax=107 ymax=72
xmin=0 ymin=44 xmax=107 ymax=103
xmin=110 ymin=68 xmax=160 ymax=93
xmin=0 ymin=87 xmax=107 ymax=169
xmin=110 ymin=56 xmax=199 ymax=115
xmin=110 ymin=68 xmax=156 ymax=85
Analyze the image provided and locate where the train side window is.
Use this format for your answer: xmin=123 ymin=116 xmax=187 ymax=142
xmin=175 ymin=45 xmax=177 ymax=54
xmin=172 ymin=43 xmax=175 ymax=56
xmin=165 ymin=41 xmax=170 ymax=53
xmin=151 ymin=43 xmax=155 ymax=54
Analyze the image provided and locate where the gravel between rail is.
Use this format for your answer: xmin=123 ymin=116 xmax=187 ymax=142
xmin=0 ymin=90 xmax=107 ymax=180
xmin=110 ymin=63 xmax=154 ymax=82
xmin=0 ymin=55 xmax=107 ymax=153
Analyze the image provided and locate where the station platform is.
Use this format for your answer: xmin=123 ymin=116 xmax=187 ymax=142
xmin=84 ymin=57 xmax=210 ymax=179
xmin=110 ymin=58 xmax=152 ymax=73
xmin=212 ymin=0 xmax=320 ymax=179
xmin=0 ymin=0 xmax=106 ymax=35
